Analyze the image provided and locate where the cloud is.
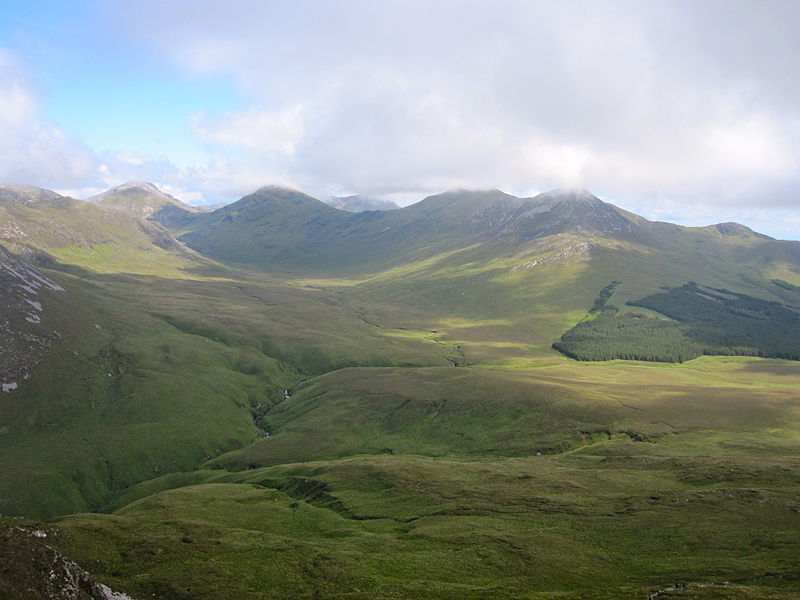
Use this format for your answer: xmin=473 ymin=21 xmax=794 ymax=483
xmin=5 ymin=2 xmax=799 ymax=238
xmin=99 ymin=0 xmax=800 ymax=224
xmin=192 ymin=105 xmax=306 ymax=155
xmin=68 ymin=149 xmax=295 ymax=206
xmin=0 ymin=50 xmax=98 ymax=188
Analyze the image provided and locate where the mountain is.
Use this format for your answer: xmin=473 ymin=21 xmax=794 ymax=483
xmin=0 ymin=184 xmax=62 ymax=204
xmin=0 ymin=184 xmax=208 ymax=275
xmin=712 ymin=221 xmax=772 ymax=238
xmin=177 ymin=187 xmax=621 ymax=269
xmin=174 ymin=186 xmax=791 ymax=277
xmin=172 ymin=184 xmax=800 ymax=363
xmin=87 ymin=181 xmax=196 ymax=220
xmin=178 ymin=185 xmax=353 ymax=267
xmin=326 ymin=194 xmax=399 ymax=212
xmin=1 ymin=181 xmax=800 ymax=600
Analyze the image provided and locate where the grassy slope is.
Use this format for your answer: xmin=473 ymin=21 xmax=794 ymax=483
xmin=206 ymin=357 xmax=800 ymax=470
xmin=51 ymin=421 xmax=800 ymax=599
xmin=0 ymin=262 xmax=462 ymax=518
xmin=0 ymin=193 xmax=205 ymax=277
xmin=4 ymin=188 xmax=800 ymax=597
xmin=42 ymin=344 xmax=800 ymax=599
xmin=0 ymin=267 xmax=287 ymax=518
xmin=0 ymin=196 xmax=287 ymax=517
xmin=0 ymin=196 xmax=459 ymax=518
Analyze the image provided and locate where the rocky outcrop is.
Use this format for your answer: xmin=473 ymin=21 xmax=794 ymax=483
xmin=517 ymin=189 xmax=638 ymax=239
xmin=0 ymin=521 xmax=134 ymax=600
xmin=512 ymin=241 xmax=597 ymax=270
xmin=0 ymin=244 xmax=65 ymax=391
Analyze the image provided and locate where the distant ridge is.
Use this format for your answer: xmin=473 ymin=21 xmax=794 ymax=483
xmin=164 ymin=184 xmax=798 ymax=284
xmin=0 ymin=185 xmax=62 ymax=204
xmin=88 ymin=181 xmax=196 ymax=218
xmin=0 ymin=183 xmax=207 ymax=275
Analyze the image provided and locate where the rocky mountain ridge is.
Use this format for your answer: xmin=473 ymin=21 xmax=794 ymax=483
xmin=172 ymin=185 xmax=772 ymax=271
xmin=87 ymin=181 xmax=196 ymax=219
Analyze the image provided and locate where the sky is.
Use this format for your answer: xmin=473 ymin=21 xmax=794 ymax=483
xmin=0 ymin=0 xmax=798 ymax=239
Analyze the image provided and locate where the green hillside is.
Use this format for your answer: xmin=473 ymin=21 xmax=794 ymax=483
xmin=0 ymin=185 xmax=207 ymax=276
xmin=1 ymin=183 xmax=800 ymax=599
xmin=45 ymin=357 xmax=800 ymax=599
xmin=177 ymin=187 xmax=642 ymax=272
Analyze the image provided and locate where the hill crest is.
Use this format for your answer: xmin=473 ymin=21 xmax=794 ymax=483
xmin=0 ymin=185 xmax=63 ymax=205
xmin=88 ymin=181 xmax=196 ymax=218
xmin=173 ymin=185 xmax=789 ymax=271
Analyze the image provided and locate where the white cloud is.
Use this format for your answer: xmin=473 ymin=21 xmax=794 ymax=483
xmin=5 ymin=2 xmax=799 ymax=238
xmin=0 ymin=50 xmax=98 ymax=188
xmin=193 ymin=105 xmax=306 ymax=154
xmin=98 ymin=0 xmax=800 ymax=233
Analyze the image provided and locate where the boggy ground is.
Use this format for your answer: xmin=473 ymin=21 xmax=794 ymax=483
xmin=42 ymin=356 xmax=800 ymax=599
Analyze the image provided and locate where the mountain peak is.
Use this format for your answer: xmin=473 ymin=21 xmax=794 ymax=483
xmin=214 ymin=187 xmax=340 ymax=226
xmin=90 ymin=181 xmax=172 ymax=200
xmin=0 ymin=185 xmax=62 ymax=204
xmin=239 ymin=185 xmax=331 ymax=208
xmin=714 ymin=222 xmax=772 ymax=239
xmin=252 ymin=184 xmax=302 ymax=194
xmin=121 ymin=181 xmax=164 ymax=193
xmin=517 ymin=188 xmax=636 ymax=238
xmin=88 ymin=181 xmax=194 ymax=218
xmin=415 ymin=188 xmax=519 ymax=210
xmin=437 ymin=187 xmax=510 ymax=199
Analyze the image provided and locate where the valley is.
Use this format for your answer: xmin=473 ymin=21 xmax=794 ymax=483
xmin=1 ymin=183 xmax=799 ymax=599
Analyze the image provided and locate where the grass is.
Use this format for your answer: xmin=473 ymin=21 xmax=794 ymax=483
xmin=206 ymin=358 xmax=800 ymax=470
xmin=29 ymin=352 xmax=800 ymax=599
xmin=47 ymin=242 xmax=198 ymax=277
xmin=48 ymin=437 xmax=800 ymax=599
xmin=3 ymin=189 xmax=800 ymax=597
xmin=0 ymin=261 xmax=461 ymax=518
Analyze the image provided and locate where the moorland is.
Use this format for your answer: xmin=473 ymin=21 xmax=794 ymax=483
xmin=1 ymin=183 xmax=798 ymax=599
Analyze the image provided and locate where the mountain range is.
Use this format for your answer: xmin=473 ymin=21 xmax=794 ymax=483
xmin=1 ymin=180 xmax=799 ymax=600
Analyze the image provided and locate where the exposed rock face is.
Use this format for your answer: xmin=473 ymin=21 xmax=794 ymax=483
xmin=0 ymin=521 xmax=134 ymax=600
xmin=455 ymin=189 xmax=637 ymax=242
xmin=512 ymin=241 xmax=597 ymax=270
xmin=0 ymin=244 xmax=65 ymax=391
xmin=517 ymin=189 xmax=638 ymax=239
